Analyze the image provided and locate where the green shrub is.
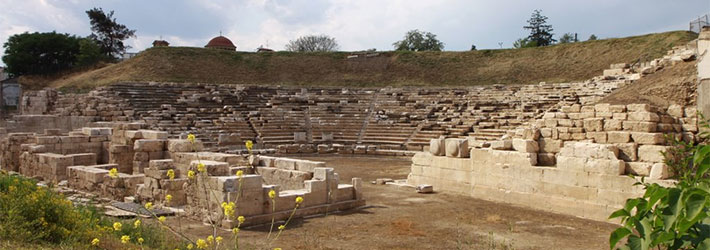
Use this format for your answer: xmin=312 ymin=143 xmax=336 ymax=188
xmin=0 ymin=172 xmax=101 ymax=245
xmin=609 ymin=139 xmax=710 ymax=249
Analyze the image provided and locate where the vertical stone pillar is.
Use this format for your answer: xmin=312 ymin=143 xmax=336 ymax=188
xmin=698 ymin=27 xmax=710 ymax=120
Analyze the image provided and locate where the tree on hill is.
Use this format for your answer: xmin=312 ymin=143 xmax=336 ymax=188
xmin=470 ymin=44 xmax=477 ymax=51
xmin=588 ymin=34 xmax=598 ymax=41
xmin=513 ymin=37 xmax=537 ymax=48
xmin=393 ymin=29 xmax=444 ymax=51
xmin=559 ymin=32 xmax=578 ymax=44
xmin=2 ymin=32 xmax=81 ymax=76
xmin=285 ymin=35 xmax=339 ymax=52
xmin=86 ymin=7 xmax=136 ymax=59
xmin=523 ymin=9 xmax=555 ymax=46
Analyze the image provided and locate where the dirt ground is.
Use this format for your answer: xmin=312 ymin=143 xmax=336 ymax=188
xmin=600 ymin=60 xmax=696 ymax=107
xmin=170 ymin=155 xmax=617 ymax=250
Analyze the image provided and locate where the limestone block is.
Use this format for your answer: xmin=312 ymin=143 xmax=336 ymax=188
xmin=538 ymin=138 xmax=563 ymax=153
xmin=149 ymin=159 xmax=174 ymax=170
xmin=133 ymin=152 xmax=149 ymax=162
xmin=258 ymin=156 xmax=276 ymax=167
xmin=544 ymin=119 xmax=558 ymax=128
xmin=586 ymin=132 xmax=607 ymax=143
xmin=134 ymin=139 xmax=165 ymax=152
xmin=295 ymin=160 xmax=326 ymax=172
xmin=583 ymin=118 xmax=604 ymax=132
xmin=470 ymin=148 xmax=537 ymax=167
xmin=445 ymin=138 xmax=469 ymax=158
xmin=558 ymin=119 xmax=574 ymax=127
xmin=638 ymin=145 xmax=668 ymax=163
xmin=209 ymin=175 xmax=262 ymax=192
xmin=321 ymin=132 xmax=334 ymax=142
xmin=217 ymin=133 xmax=241 ymax=145
xmin=613 ymin=143 xmax=638 ymax=162
xmin=274 ymin=158 xmax=297 ymax=170
xmin=190 ymin=160 xmax=230 ymax=176
xmin=489 ymin=140 xmax=512 ymax=150
xmin=609 ymin=105 xmax=626 ymax=113
xmin=628 ymin=112 xmax=660 ymax=122
xmin=412 ymin=152 xmax=433 ymax=166
xmin=604 ymin=119 xmax=623 ymax=131
xmin=627 ymin=104 xmax=651 ymax=112
xmin=82 ymin=127 xmax=112 ymax=136
xmin=581 ymin=106 xmax=596 ymax=113
xmin=612 ymin=113 xmax=627 ymax=120
xmin=625 ymin=162 xmax=653 ymax=176
xmin=167 ymin=139 xmax=204 ymax=152
xmin=594 ymin=103 xmax=610 ymax=112
xmin=557 ymin=156 xmax=625 ymax=175
xmin=623 ymin=121 xmax=657 ymax=132
xmin=512 ymin=139 xmax=539 ymax=153
xmin=416 ymin=185 xmax=434 ymax=193
xmin=607 ymin=131 xmax=630 ymax=143
xmin=631 ymin=132 xmax=665 ymax=145
xmin=36 ymin=136 xmax=60 ymax=144
xmin=561 ymin=105 xmax=581 ymax=113
xmin=429 ymin=138 xmax=445 ymax=156
xmin=70 ymin=153 xmax=97 ymax=166
xmin=294 ymin=132 xmax=307 ymax=143
xmin=537 ymin=153 xmax=556 ymax=166
xmin=540 ymin=128 xmax=552 ymax=138
xmin=649 ymin=163 xmax=671 ymax=180
xmin=125 ymin=130 xmax=143 ymax=139
xmin=558 ymin=142 xmax=618 ymax=160
xmin=109 ymin=145 xmax=129 ymax=153
xmin=521 ymin=128 xmax=540 ymax=140
xmin=667 ymin=105 xmax=684 ymax=118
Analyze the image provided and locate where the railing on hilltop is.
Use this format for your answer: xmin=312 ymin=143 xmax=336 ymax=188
xmin=690 ymin=14 xmax=709 ymax=33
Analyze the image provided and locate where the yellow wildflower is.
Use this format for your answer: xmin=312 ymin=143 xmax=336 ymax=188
xmin=159 ymin=216 xmax=166 ymax=223
xmin=237 ymin=215 xmax=245 ymax=224
xmin=187 ymin=243 xmax=194 ymax=249
xmin=215 ymin=236 xmax=223 ymax=244
xmin=274 ymin=248 xmax=282 ymax=250
xmin=223 ymin=202 xmax=235 ymax=218
xmin=167 ymin=169 xmax=175 ymax=180
xmin=7 ymin=185 xmax=15 ymax=192
xmin=120 ymin=235 xmax=130 ymax=244
xmin=138 ymin=237 xmax=144 ymax=244
xmin=207 ymin=235 xmax=214 ymax=244
xmin=196 ymin=239 xmax=207 ymax=249
xmin=187 ymin=170 xmax=196 ymax=179
xmin=245 ymin=140 xmax=253 ymax=151
xmin=91 ymin=238 xmax=99 ymax=246
xmin=278 ymin=225 xmax=285 ymax=230
xmin=197 ymin=163 xmax=206 ymax=173
xmin=236 ymin=170 xmax=244 ymax=178
xmin=295 ymin=196 xmax=304 ymax=204
xmin=268 ymin=189 xmax=276 ymax=199
xmin=134 ymin=219 xmax=141 ymax=228
xmin=232 ymin=227 xmax=240 ymax=235
xmin=112 ymin=222 xmax=122 ymax=231
xmin=165 ymin=194 xmax=173 ymax=203
xmin=144 ymin=202 xmax=153 ymax=210
xmin=187 ymin=134 xmax=196 ymax=143
xmin=108 ymin=168 xmax=119 ymax=178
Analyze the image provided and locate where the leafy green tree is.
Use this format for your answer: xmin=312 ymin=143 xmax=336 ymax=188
xmin=588 ymin=34 xmax=598 ymax=41
xmin=523 ymin=10 xmax=555 ymax=46
xmin=559 ymin=33 xmax=577 ymax=44
xmin=86 ymin=7 xmax=136 ymax=59
xmin=285 ymin=35 xmax=339 ymax=52
xmin=393 ymin=29 xmax=444 ymax=51
xmin=470 ymin=44 xmax=477 ymax=51
xmin=76 ymin=38 xmax=104 ymax=67
xmin=1 ymin=32 xmax=81 ymax=76
xmin=512 ymin=38 xmax=537 ymax=49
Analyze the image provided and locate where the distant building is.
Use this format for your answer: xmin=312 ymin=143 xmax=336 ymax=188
xmin=152 ymin=40 xmax=169 ymax=47
xmin=205 ymin=36 xmax=237 ymax=51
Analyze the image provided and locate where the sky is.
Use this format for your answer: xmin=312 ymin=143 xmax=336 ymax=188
xmin=0 ymin=0 xmax=709 ymax=66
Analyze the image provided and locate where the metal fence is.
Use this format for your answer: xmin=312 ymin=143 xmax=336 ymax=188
xmin=690 ymin=14 xmax=709 ymax=33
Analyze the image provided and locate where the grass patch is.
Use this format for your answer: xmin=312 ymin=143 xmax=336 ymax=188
xmin=0 ymin=171 xmax=185 ymax=249
xmin=47 ymin=30 xmax=697 ymax=89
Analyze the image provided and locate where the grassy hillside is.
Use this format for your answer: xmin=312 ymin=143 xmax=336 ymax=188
xmin=50 ymin=31 xmax=697 ymax=89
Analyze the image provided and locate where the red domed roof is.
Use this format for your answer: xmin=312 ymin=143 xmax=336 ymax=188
xmin=205 ymin=36 xmax=236 ymax=50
